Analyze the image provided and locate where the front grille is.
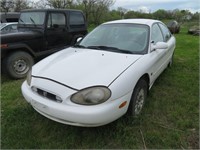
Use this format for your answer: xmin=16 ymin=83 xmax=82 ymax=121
xmin=31 ymin=86 xmax=62 ymax=103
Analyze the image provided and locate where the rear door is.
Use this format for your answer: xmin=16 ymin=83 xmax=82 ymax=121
xmin=158 ymin=23 xmax=176 ymax=65
xmin=45 ymin=11 xmax=69 ymax=50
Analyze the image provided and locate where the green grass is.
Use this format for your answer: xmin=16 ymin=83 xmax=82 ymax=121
xmin=1 ymin=25 xmax=199 ymax=149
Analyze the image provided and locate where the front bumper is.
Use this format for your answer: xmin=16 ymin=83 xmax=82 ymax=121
xmin=21 ymin=81 xmax=132 ymax=127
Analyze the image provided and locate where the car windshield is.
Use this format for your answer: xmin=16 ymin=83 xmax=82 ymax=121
xmin=19 ymin=12 xmax=45 ymax=25
xmin=78 ymin=23 xmax=149 ymax=54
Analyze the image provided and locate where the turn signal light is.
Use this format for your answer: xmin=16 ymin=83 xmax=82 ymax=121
xmin=0 ymin=44 xmax=8 ymax=48
xmin=119 ymin=101 xmax=127 ymax=109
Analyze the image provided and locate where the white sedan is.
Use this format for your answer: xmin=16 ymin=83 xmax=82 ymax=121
xmin=0 ymin=22 xmax=18 ymax=33
xmin=21 ymin=19 xmax=176 ymax=127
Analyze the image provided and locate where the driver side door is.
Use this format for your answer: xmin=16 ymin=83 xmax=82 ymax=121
xmin=45 ymin=12 xmax=69 ymax=50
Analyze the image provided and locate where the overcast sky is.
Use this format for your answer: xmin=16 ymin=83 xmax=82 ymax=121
xmin=111 ymin=0 xmax=200 ymax=13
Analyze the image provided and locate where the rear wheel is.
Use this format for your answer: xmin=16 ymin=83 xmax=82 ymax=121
xmin=128 ymin=79 xmax=148 ymax=116
xmin=3 ymin=51 xmax=34 ymax=79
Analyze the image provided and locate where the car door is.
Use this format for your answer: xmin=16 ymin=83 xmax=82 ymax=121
xmin=45 ymin=11 xmax=69 ymax=50
xmin=158 ymin=23 xmax=176 ymax=66
xmin=148 ymin=23 xmax=168 ymax=84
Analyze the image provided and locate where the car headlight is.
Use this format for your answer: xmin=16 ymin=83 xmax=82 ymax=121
xmin=71 ymin=86 xmax=111 ymax=105
xmin=27 ymin=69 xmax=32 ymax=86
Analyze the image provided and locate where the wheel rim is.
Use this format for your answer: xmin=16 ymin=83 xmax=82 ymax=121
xmin=134 ymin=88 xmax=145 ymax=115
xmin=13 ymin=59 xmax=29 ymax=75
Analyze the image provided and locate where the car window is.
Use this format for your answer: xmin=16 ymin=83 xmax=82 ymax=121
xmin=1 ymin=25 xmax=10 ymax=31
xmin=1 ymin=24 xmax=17 ymax=32
xmin=47 ymin=12 xmax=66 ymax=28
xmin=10 ymin=24 xmax=17 ymax=30
xmin=80 ymin=23 xmax=149 ymax=54
xmin=159 ymin=23 xmax=171 ymax=42
xmin=69 ymin=12 xmax=84 ymax=25
xmin=151 ymin=24 xmax=164 ymax=43
xmin=0 ymin=23 xmax=7 ymax=29
xmin=19 ymin=12 xmax=45 ymax=25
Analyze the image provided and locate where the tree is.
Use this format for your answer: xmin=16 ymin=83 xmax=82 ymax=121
xmin=81 ymin=0 xmax=96 ymax=22
xmin=106 ymin=9 xmax=121 ymax=21
xmin=45 ymin=0 xmax=75 ymax=9
xmin=0 ymin=0 xmax=31 ymax=12
xmin=117 ymin=7 xmax=127 ymax=19
xmin=192 ymin=12 xmax=200 ymax=20
xmin=153 ymin=9 xmax=168 ymax=20
xmin=124 ymin=10 xmax=152 ymax=19
xmin=30 ymin=0 xmax=47 ymax=9
xmin=14 ymin=0 xmax=31 ymax=12
xmin=124 ymin=11 xmax=137 ymax=19
xmin=0 ymin=0 xmax=14 ymax=12
xmin=172 ymin=9 xmax=185 ymax=22
xmin=77 ymin=0 xmax=115 ymax=25
xmin=91 ymin=0 xmax=115 ymax=25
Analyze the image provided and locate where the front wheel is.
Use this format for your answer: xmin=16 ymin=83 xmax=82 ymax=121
xmin=128 ymin=79 xmax=148 ymax=116
xmin=3 ymin=51 xmax=34 ymax=79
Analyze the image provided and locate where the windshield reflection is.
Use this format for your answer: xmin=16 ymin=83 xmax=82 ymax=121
xmin=79 ymin=23 xmax=150 ymax=54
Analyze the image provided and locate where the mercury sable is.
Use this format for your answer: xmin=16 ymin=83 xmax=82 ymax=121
xmin=21 ymin=19 xmax=176 ymax=127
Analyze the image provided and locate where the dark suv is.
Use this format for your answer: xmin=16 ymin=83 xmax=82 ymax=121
xmin=1 ymin=9 xmax=87 ymax=79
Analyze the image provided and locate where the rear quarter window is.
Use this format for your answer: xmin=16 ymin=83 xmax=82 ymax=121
xmin=69 ymin=12 xmax=85 ymax=26
xmin=159 ymin=23 xmax=172 ymax=42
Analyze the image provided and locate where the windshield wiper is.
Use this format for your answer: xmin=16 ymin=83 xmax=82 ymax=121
xmin=19 ymin=18 xmax=26 ymax=26
xmin=30 ymin=17 xmax=37 ymax=27
xmin=87 ymin=46 xmax=133 ymax=54
xmin=73 ymin=44 xmax=86 ymax=48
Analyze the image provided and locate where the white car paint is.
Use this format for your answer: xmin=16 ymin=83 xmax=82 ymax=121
xmin=21 ymin=19 xmax=176 ymax=127
xmin=32 ymin=48 xmax=142 ymax=90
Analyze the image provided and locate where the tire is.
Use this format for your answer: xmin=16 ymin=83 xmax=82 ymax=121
xmin=3 ymin=51 xmax=34 ymax=79
xmin=128 ymin=79 xmax=148 ymax=116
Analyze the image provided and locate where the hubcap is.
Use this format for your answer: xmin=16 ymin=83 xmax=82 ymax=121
xmin=13 ymin=59 xmax=29 ymax=75
xmin=134 ymin=88 xmax=145 ymax=115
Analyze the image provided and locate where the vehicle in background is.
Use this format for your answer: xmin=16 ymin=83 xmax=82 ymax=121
xmin=0 ymin=12 xmax=20 ymax=23
xmin=0 ymin=22 xmax=18 ymax=33
xmin=188 ymin=25 xmax=200 ymax=36
xmin=1 ymin=9 xmax=87 ymax=79
xmin=167 ymin=20 xmax=180 ymax=34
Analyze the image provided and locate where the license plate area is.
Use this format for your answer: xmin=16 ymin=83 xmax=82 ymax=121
xmin=31 ymin=99 xmax=48 ymax=110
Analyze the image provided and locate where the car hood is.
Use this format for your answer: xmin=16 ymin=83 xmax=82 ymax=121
xmin=1 ymin=30 xmax=42 ymax=43
xmin=32 ymin=47 xmax=142 ymax=90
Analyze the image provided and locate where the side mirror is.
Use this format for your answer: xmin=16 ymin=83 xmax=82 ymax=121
xmin=151 ymin=42 xmax=168 ymax=52
xmin=76 ymin=37 xmax=83 ymax=43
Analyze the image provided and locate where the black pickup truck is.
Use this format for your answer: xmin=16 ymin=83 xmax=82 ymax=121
xmin=1 ymin=9 xmax=87 ymax=79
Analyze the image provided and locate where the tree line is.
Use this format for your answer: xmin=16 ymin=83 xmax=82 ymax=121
xmin=1 ymin=0 xmax=199 ymax=25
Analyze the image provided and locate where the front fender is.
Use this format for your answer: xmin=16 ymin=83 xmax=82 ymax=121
xmin=1 ymin=43 xmax=35 ymax=59
xmin=108 ymin=55 xmax=150 ymax=101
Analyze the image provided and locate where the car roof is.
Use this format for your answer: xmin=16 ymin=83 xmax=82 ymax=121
xmin=103 ymin=19 xmax=161 ymax=26
xmin=21 ymin=9 xmax=83 ymax=13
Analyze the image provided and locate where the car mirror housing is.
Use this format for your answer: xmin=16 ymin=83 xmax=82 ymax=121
xmin=76 ymin=37 xmax=83 ymax=43
xmin=151 ymin=42 xmax=168 ymax=52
